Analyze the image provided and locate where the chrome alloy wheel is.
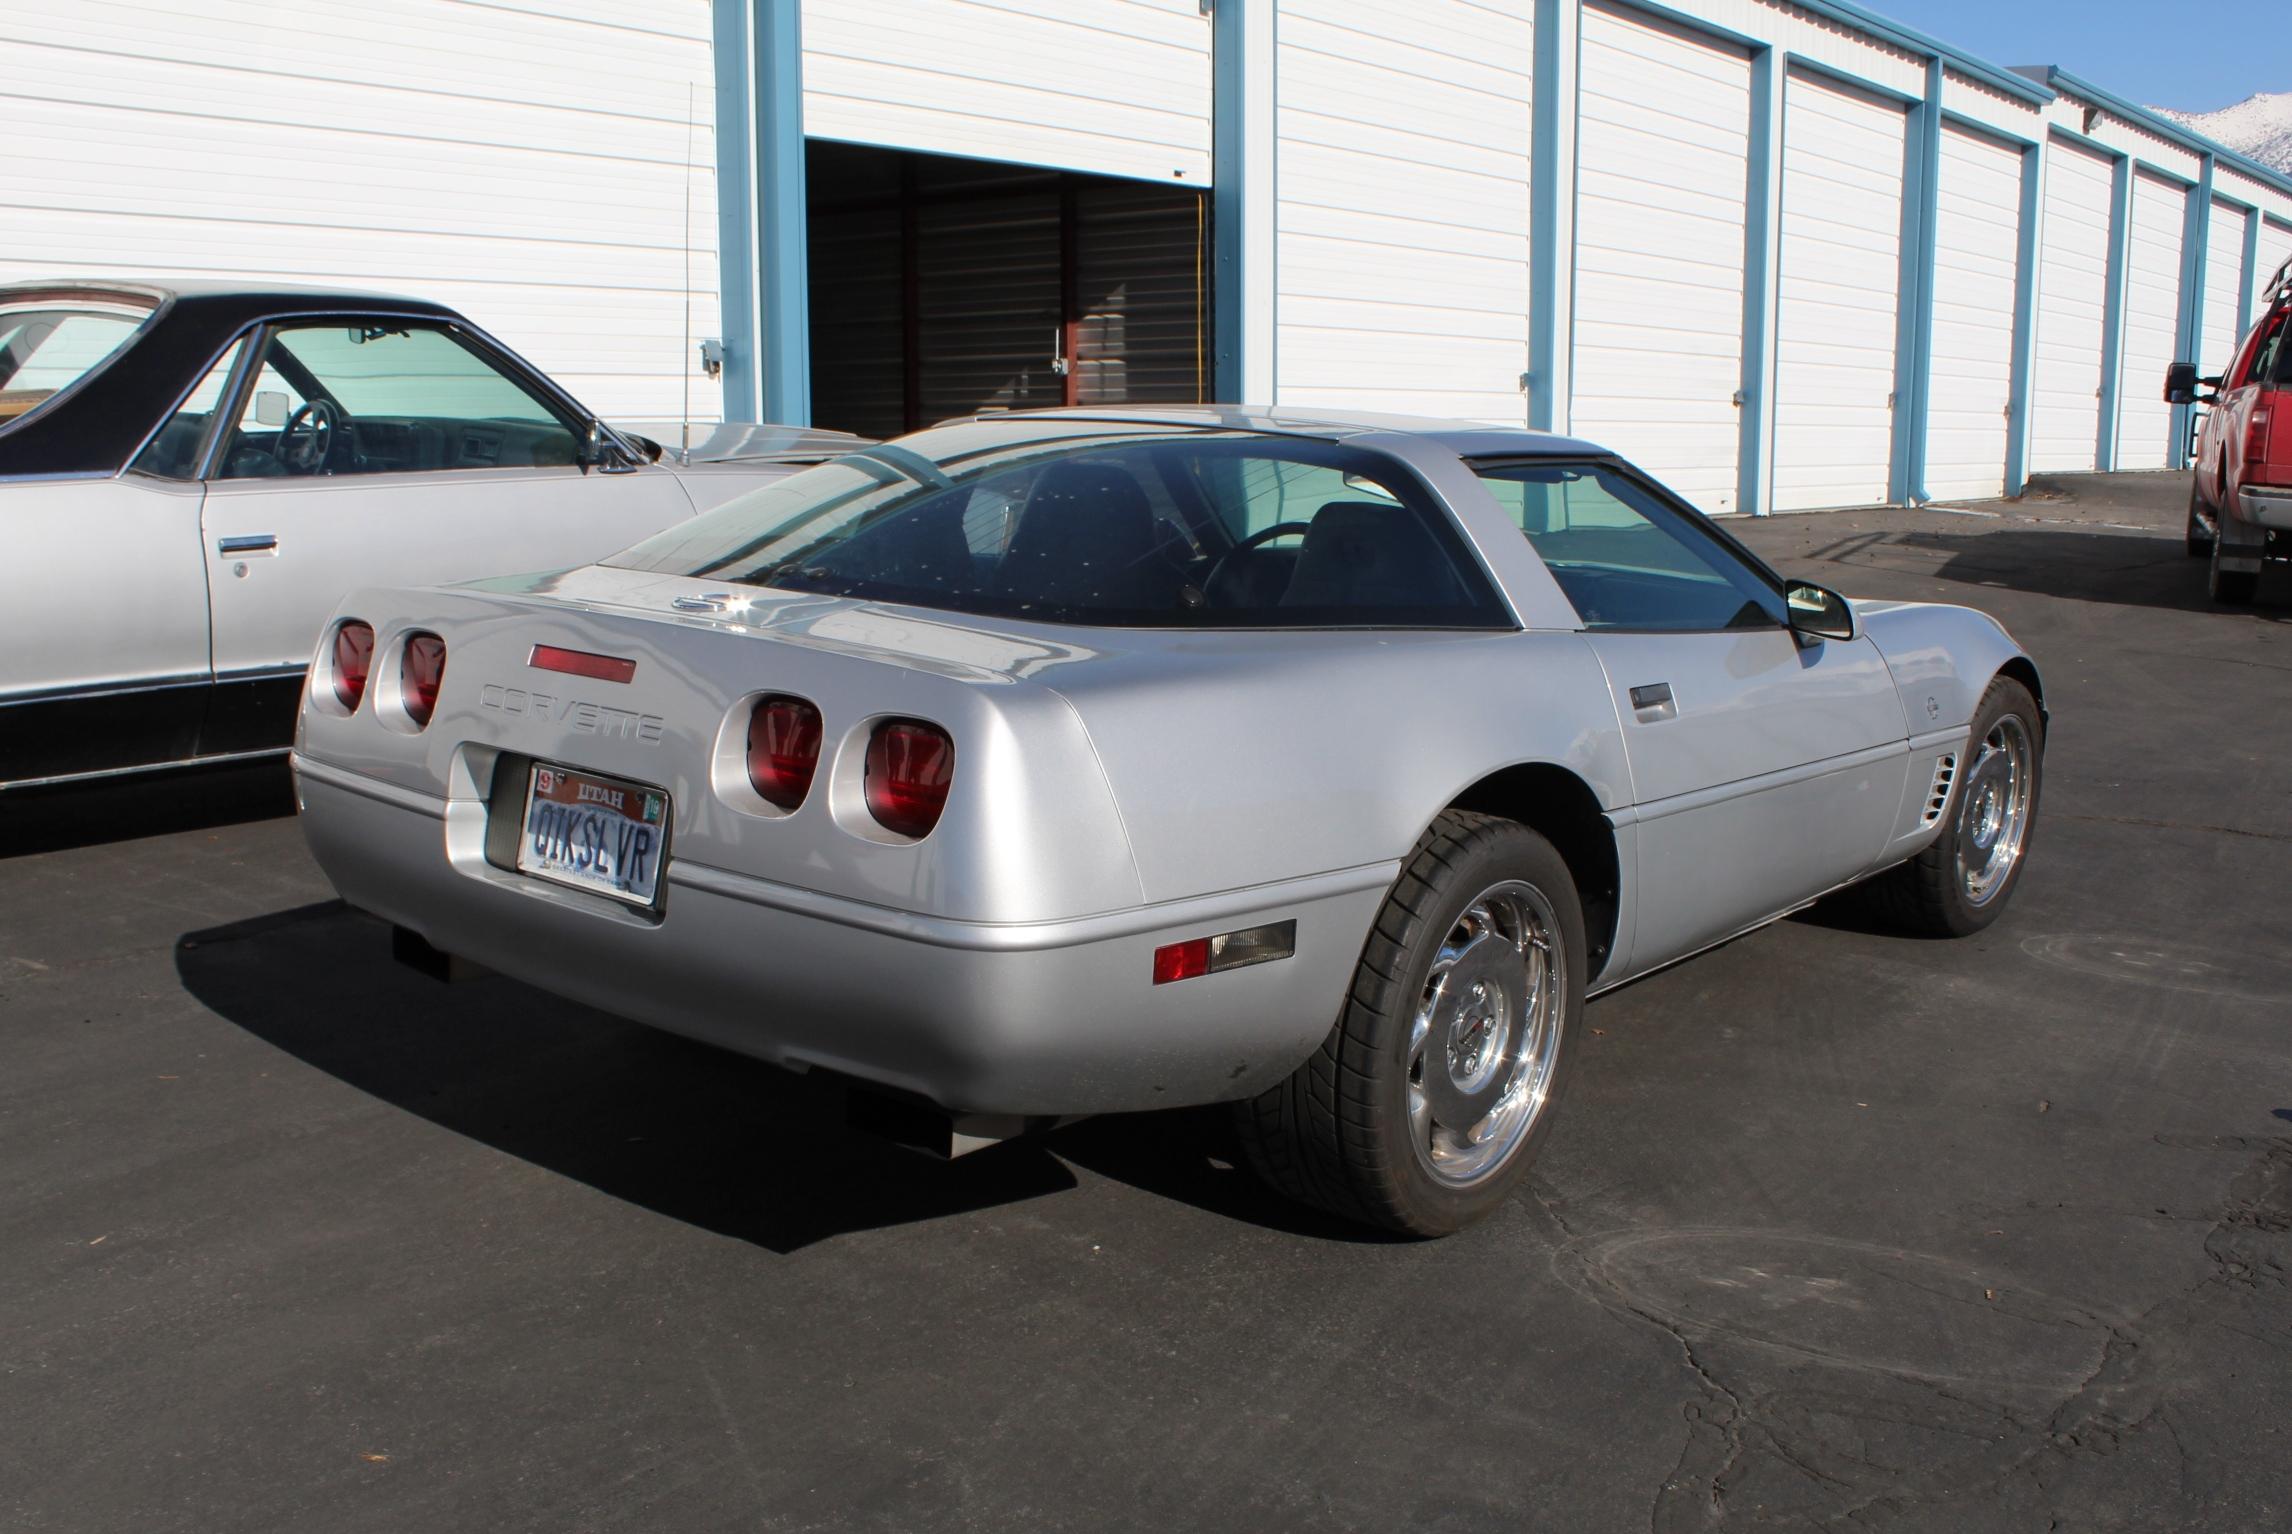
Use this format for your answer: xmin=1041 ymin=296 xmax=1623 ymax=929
xmin=1955 ymin=713 xmax=2035 ymax=907
xmin=1406 ymin=880 xmax=1567 ymax=1187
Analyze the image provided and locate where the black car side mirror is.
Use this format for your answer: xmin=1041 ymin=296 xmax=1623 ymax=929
xmin=2164 ymin=361 xmax=2198 ymax=405
xmin=1785 ymin=581 xmax=1855 ymax=644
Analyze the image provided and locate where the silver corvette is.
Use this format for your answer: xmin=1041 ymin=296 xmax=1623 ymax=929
xmin=293 ymin=407 xmax=2045 ymax=1235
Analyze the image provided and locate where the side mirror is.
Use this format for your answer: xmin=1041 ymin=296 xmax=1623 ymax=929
xmin=2164 ymin=361 xmax=2198 ymax=405
xmin=1785 ymin=581 xmax=1855 ymax=644
xmin=253 ymin=390 xmax=290 ymax=428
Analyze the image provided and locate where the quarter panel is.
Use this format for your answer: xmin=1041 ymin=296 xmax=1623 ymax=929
xmin=1854 ymin=599 xmax=2037 ymax=732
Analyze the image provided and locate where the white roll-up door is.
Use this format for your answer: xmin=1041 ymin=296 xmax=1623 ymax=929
xmin=803 ymin=0 xmax=1211 ymax=184
xmin=1924 ymin=125 xmax=2023 ymax=502
xmin=1771 ymin=71 xmax=1906 ymax=511
xmin=1571 ymin=3 xmax=1751 ymax=512
xmin=2116 ymin=169 xmax=2188 ymax=469
xmin=0 ymin=0 xmax=723 ymax=423
xmin=2201 ymin=202 xmax=2251 ymax=378
xmin=1273 ymin=0 xmax=1533 ymax=421
xmin=2029 ymin=138 xmax=2116 ymax=472
xmin=2262 ymin=219 xmax=2292 ymax=299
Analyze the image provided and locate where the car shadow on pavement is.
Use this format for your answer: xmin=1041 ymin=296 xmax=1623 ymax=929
xmin=1802 ymin=525 xmax=2292 ymax=619
xmin=175 ymin=900 xmax=1362 ymax=1249
xmin=1 ymin=760 xmax=298 ymax=858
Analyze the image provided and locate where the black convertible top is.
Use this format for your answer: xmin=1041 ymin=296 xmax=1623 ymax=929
xmin=0 ymin=280 xmax=489 ymax=478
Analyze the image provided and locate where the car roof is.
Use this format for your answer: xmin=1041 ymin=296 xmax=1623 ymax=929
xmin=969 ymin=404 xmax=1611 ymax=459
xmin=0 ymin=277 xmax=451 ymax=314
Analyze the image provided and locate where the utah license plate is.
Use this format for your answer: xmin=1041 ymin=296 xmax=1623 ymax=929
xmin=515 ymin=763 xmax=668 ymax=906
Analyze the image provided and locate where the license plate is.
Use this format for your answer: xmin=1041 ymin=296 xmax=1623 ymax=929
xmin=515 ymin=764 xmax=669 ymax=907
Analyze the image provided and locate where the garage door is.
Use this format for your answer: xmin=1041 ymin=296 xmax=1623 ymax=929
xmin=1924 ymin=125 xmax=2023 ymax=502
xmin=2259 ymin=218 xmax=2292 ymax=308
xmin=1771 ymin=72 xmax=1906 ymax=510
xmin=2028 ymin=138 xmax=2116 ymax=472
xmin=2116 ymin=169 xmax=2187 ymax=469
xmin=1571 ymin=2 xmax=1751 ymax=513
xmin=2200 ymin=201 xmax=2250 ymax=378
xmin=803 ymin=0 xmax=1211 ymax=184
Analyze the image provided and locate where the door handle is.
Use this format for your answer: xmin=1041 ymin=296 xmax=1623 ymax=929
xmin=1629 ymin=682 xmax=1676 ymax=721
xmin=217 ymin=534 xmax=278 ymax=557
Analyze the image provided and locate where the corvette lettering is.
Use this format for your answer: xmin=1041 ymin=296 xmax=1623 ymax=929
xmin=479 ymin=684 xmax=664 ymax=742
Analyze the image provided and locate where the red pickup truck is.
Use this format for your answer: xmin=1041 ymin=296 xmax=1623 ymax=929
xmin=2174 ymin=255 xmax=2292 ymax=604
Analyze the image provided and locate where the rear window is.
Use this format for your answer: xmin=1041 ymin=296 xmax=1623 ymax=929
xmin=608 ymin=420 xmax=1509 ymax=629
xmin=0 ymin=297 xmax=158 ymax=432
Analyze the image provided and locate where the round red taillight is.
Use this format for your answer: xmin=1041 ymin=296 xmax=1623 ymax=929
xmin=745 ymin=695 xmax=823 ymax=810
xmin=402 ymin=633 xmax=446 ymax=729
xmin=864 ymin=719 xmax=954 ymax=840
xmin=332 ymin=621 xmax=374 ymax=711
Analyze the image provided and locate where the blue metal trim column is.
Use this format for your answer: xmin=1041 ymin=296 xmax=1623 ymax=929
xmin=1737 ymin=47 xmax=1783 ymax=516
xmin=755 ymin=0 xmax=810 ymax=426
xmin=712 ymin=0 xmax=760 ymax=422
xmin=1889 ymin=57 xmax=1943 ymax=504
xmin=2238 ymin=208 xmax=2262 ymax=337
xmin=2170 ymin=157 xmax=2214 ymax=467
xmin=2003 ymin=138 xmax=2045 ymax=496
xmin=1212 ymin=0 xmax=1275 ymax=404
xmin=2095 ymin=156 xmax=2132 ymax=470
xmin=1526 ymin=0 xmax=1579 ymax=433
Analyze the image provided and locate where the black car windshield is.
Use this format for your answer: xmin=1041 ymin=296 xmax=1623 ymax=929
xmin=0 ymin=295 xmax=159 ymax=434
xmin=608 ymin=419 xmax=1510 ymax=629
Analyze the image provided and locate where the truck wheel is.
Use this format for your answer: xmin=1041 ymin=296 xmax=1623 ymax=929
xmin=1235 ymin=811 xmax=1585 ymax=1237
xmin=2186 ymin=480 xmax=2214 ymax=557
xmin=1858 ymin=676 xmax=2042 ymax=938
xmin=2209 ymin=533 xmax=2258 ymax=605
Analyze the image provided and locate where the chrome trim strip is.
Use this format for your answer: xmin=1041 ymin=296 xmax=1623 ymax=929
xmin=0 ymin=673 xmax=210 ymax=707
xmin=289 ymin=754 xmax=448 ymax=821
xmin=666 ymin=857 xmax=1404 ymax=953
xmin=2 ymin=746 xmax=285 ymax=793
xmin=1631 ymin=738 xmax=1910 ymax=824
xmin=1908 ymin=724 xmax=1971 ymax=753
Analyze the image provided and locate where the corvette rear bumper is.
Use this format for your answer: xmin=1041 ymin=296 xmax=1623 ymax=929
xmin=293 ymin=755 xmax=1389 ymax=1116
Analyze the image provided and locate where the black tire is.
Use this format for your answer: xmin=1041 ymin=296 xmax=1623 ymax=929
xmin=1857 ymin=675 xmax=2043 ymax=938
xmin=2186 ymin=479 xmax=2215 ymax=558
xmin=2209 ymin=531 xmax=2259 ymax=605
xmin=1234 ymin=811 xmax=1586 ymax=1237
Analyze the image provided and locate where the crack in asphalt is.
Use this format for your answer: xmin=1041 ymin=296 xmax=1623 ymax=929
xmin=1546 ymin=1139 xmax=2292 ymax=1530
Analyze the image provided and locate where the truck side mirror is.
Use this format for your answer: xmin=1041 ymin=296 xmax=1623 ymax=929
xmin=2164 ymin=361 xmax=2197 ymax=405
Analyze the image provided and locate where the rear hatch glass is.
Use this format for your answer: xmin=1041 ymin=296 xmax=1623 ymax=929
xmin=607 ymin=418 xmax=1509 ymax=630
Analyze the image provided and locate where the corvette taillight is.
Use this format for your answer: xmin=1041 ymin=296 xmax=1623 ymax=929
xmin=401 ymin=633 xmax=446 ymax=729
xmin=332 ymin=621 xmax=374 ymax=711
xmin=864 ymin=720 xmax=954 ymax=839
xmin=746 ymin=695 xmax=823 ymax=810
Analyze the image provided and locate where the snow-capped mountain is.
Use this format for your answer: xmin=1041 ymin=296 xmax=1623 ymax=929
xmin=2155 ymin=92 xmax=2292 ymax=175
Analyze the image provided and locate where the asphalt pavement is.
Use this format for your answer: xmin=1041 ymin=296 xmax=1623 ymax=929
xmin=4 ymin=471 xmax=2289 ymax=1532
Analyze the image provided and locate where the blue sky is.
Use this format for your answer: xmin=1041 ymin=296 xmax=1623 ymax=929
xmin=1868 ymin=0 xmax=2290 ymax=113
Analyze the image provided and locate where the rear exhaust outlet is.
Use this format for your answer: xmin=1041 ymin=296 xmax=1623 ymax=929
xmin=842 ymin=1088 xmax=1075 ymax=1159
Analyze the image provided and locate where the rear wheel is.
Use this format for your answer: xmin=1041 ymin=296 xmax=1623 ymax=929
xmin=2186 ymin=479 xmax=2215 ymax=557
xmin=1857 ymin=676 xmax=2042 ymax=937
xmin=1235 ymin=811 xmax=1585 ymax=1237
xmin=2210 ymin=530 xmax=2259 ymax=605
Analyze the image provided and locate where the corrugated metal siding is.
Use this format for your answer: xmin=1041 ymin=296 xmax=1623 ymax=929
xmin=1771 ymin=71 xmax=1906 ymax=511
xmin=2261 ymin=219 xmax=2292 ymax=302
xmin=1571 ymin=3 xmax=1750 ymax=512
xmin=0 ymin=0 xmax=721 ymax=423
xmin=2029 ymin=138 xmax=2114 ymax=473
xmin=2201 ymin=200 xmax=2249 ymax=379
xmin=2116 ymin=169 xmax=2186 ymax=470
xmin=1925 ymin=125 xmax=2022 ymax=502
xmin=1074 ymin=181 xmax=1207 ymax=405
xmin=803 ymin=0 xmax=1211 ymax=184
xmin=1271 ymin=0 xmax=1532 ymax=421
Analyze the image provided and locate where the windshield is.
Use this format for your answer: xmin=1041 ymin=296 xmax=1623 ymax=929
xmin=0 ymin=297 xmax=158 ymax=431
xmin=609 ymin=419 xmax=1509 ymax=629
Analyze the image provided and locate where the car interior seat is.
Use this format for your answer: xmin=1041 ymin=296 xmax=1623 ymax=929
xmin=1280 ymin=500 xmax=1464 ymax=610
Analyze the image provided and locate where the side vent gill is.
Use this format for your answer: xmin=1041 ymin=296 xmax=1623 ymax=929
xmin=1921 ymin=753 xmax=1958 ymax=827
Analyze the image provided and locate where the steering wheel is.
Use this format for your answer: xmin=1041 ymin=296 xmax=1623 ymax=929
xmin=1202 ymin=520 xmax=1314 ymax=604
xmin=273 ymin=399 xmax=340 ymax=474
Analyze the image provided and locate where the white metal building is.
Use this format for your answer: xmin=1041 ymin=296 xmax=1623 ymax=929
xmin=9 ymin=0 xmax=2292 ymax=513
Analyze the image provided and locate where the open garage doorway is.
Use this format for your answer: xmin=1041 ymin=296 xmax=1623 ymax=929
xmin=805 ymin=141 xmax=1209 ymax=440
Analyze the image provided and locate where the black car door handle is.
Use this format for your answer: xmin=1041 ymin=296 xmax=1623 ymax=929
xmin=1629 ymin=682 xmax=1676 ymax=721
